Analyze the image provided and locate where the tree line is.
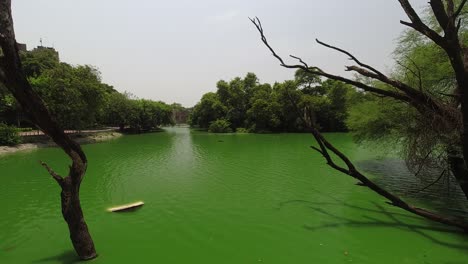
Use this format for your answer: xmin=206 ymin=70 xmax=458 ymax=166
xmin=0 ymin=47 xmax=190 ymax=135
xmin=189 ymin=71 xmax=368 ymax=133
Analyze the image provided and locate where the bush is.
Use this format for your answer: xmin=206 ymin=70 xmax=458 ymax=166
xmin=0 ymin=123 xmax=21 ymax=146
xmin=236 ymin=127 xmax=249 ymax=133
xmin=208 ymin=119 xmax=232 ymax=133
xmin=17 ymin=127 xmax=33 ymax=132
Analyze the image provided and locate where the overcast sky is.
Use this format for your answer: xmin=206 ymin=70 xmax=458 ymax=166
xmin=12 ymin=0 xmax=426 ymax=107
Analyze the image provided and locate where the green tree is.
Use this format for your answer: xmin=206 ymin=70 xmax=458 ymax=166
xmin=190 ymin=92 xmax=227 ymax=128
xmin=101 ymin=92 xmax=138 ymax=130
xmin=0 ymin=123 xmax=21 ymax=145
xmin=29 ymin=64 xmax=108 ymax=129
xmin=191 ymin=72 xmax=357 ymax=133
xmin=20 ymin=47 xmax=60 ymax=77
xmin=208 ymin=119 xmax=232 ymax=133
xmin=136 ymin=99 xmax=173 ymax=130
xmin=321 ymin=79 xmax=354 ymax=131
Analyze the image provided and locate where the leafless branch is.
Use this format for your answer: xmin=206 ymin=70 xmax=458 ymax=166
xmin=315 ymin=38 xmax=386 ymax=77
xmin=289 ymin=55 xmax=309 ymax=68
xmin=454 ymin=0 xmax=468 ymax=18
xmin=250 ymin=17 xmax=454 ymax=122
xmin=251 ymin=16 xmax=468 ymax=232
xmin=410 ymin=170 xmax=447 ymax=194
xmin=40 ymin=161 xmax=64 ymax=186
xmin=430 ymin=0 xmax=450 ymax=29
xmin=398 ymin=0 xmax=446 ymax=45
xmin=249 ymin=17 xmax=412 ymax=103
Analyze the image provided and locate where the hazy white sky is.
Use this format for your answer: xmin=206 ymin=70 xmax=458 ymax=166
xmin=12 ymin=0 xmax=426 ymax=107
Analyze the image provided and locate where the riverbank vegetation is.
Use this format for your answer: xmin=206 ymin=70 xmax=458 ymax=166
xmin=189 ymin=72 xmax=359 ymax=133
xmin=0 ymin=47 xmax=190 ymax=145
xmin=0 ymin=123 xmax=21 ymax=146
xmin=2 ymin=0 xmax=468 ymax=261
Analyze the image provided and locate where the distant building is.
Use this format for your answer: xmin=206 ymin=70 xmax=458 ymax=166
xmin=33 ymin=45 xmax=60 ymax=60
xmin=17 ymin=43 xmax=27 ymax=52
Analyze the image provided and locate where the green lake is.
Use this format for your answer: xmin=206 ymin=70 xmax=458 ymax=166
xmin=0 ymin=127 xmax=467 ymax=263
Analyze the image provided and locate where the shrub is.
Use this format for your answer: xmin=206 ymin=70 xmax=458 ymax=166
xmin=0 ymin=123 xmax=21 ymax=146
xmin=17 ymin=127 xmax=33 ymax=132
xmin=208 ymin=119 xmax=232 ymax=133
xmin=236 ymin=127 xmax=249 ymax=133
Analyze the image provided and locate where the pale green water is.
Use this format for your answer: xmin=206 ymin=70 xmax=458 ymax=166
xmin=0 ymin=127 xmax=467 ymax=263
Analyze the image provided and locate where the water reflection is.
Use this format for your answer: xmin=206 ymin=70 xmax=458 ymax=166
xmin=356 ymin=158 xmax=468 ymax=218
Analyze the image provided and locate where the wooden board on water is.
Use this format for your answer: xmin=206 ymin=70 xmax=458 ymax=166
xmin=107 ymin=201 xmax=144 ymax=212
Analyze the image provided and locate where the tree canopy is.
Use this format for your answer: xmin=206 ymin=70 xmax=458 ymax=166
xmin=0 ymin=47 xmax=175 ymax=132
xmin=190 ymin=71 xmax=359 ymax=133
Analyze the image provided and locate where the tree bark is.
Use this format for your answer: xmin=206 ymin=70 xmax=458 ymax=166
xmin=448 ymin=154 xmax=468 ymax=200
xmin=60 ymin=178 xmax=96 ymax=260
xmin=0 ymin=0 xmax=97 ymax=259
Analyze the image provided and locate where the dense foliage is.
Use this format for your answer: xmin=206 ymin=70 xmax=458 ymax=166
xmin=102 ymin=94 xmax=174 ymax=131
xmin=208 ymin=119 xmax=232 ymax=133
xmin=171 ymin=103 xmax=191 ymax=124
xmin=0 ymin=123 xmax=21 ymax=146
xmin=190 ymin=72 xmax=359 ymax=133
xmin=0 ymin=47 xmax=176 ymax=133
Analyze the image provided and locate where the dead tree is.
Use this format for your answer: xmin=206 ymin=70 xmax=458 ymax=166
xmin=0 ymin=0 xmax=97 ymax=259
xmin=251 ymin=0 xmax=468 ymax=232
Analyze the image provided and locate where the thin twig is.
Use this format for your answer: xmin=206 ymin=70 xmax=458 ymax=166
xmin=40 ymin=161 xmax=64 ymax=186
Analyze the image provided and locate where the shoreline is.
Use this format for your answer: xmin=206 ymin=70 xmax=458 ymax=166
xmin=0 ymin=131 xmax=123 ymax=156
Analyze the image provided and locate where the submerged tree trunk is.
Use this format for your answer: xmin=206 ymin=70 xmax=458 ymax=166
xmin=0 ymin=0 xmax=97 ymax=259
xmin=60 ymin=178 xmax=96 ymax=259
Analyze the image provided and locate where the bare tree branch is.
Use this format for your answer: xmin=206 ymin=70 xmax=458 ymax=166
xmin=430 ymin=0 xmax=450 ymax=29
xmin=315 ymin=38 xmax=386 ymax=78
xmin=398 ymin=0 xmax=446 ymax=45
xmin=250 ymin=16 xmax=468 ymax=232
xmin=250 ymin=16 xmax=460 ymax=128
xmin=40 ymin=161 xmax=64 ymax=186
xmin=249 ymin=17 xmax=412 ymax=102
xmin=289 ymin=55 xmax=309 ymax=68
xmin=307 ymin=117 xmax=468 ymax=230
xmin=454 ymin=0 xmax=468 ymax=18
xmin=410 ymin=169 xmax=446 ymax=194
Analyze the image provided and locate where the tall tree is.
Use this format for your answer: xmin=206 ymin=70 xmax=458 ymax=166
xmin=0 ymin=0 xmax=97 ymax=259
xmin=251 ymin=0 xmax=468 ymax=231
xmin=190 ymin=92 xmax=227 ymax=128
xmin=30 ymin=64 xmax=109 ymax=129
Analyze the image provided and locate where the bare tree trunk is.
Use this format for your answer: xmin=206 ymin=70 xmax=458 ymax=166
xmin=0 ymin=0 xmax=97 ymax=259
xmin=60 ymin=179 xmax=96 ymax=259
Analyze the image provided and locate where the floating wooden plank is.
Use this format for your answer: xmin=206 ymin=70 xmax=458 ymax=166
xmin=107 ymin=201 xmax=144 ymax=212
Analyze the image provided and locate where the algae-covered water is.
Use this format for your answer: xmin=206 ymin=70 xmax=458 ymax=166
xmin=0 ymin=127 xmax=467 ymax=263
